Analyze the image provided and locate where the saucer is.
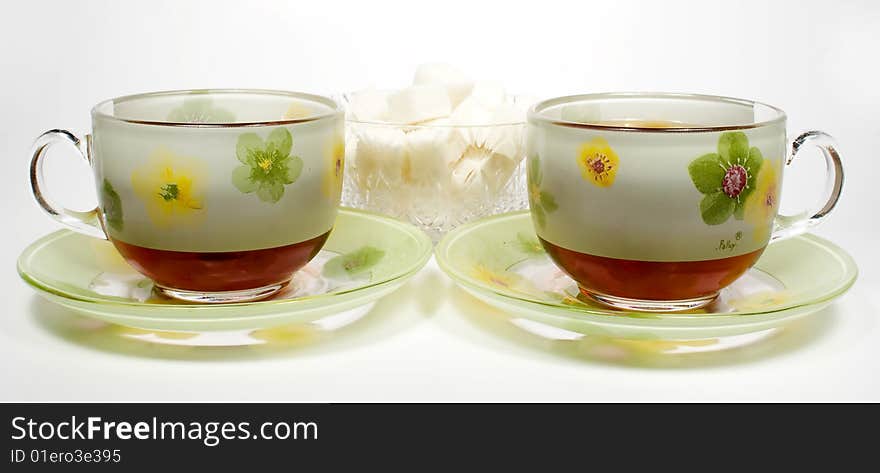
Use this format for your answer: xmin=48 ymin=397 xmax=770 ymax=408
xmin=435 ymin=211 xmax=857 ymax=340
xmin=18 ymin=208 xmax=432 ymax=335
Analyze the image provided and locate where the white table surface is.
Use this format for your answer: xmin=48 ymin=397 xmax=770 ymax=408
xmin=2 ymin=0 xmax=879 ymax=402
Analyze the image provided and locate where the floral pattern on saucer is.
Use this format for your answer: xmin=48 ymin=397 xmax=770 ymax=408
xmin=87 ymin=248 xmax=372 ymax=304
xmin=19 ymin=209 xmax=433 ymax=336
xmin=435 ymin=211 xmax=857 ymax=340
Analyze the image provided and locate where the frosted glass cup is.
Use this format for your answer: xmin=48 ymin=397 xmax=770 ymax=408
xmin=527 ymin=93 xmax=844 ymax=312
xmin=30 ymin=89 xmax=344 ymax=303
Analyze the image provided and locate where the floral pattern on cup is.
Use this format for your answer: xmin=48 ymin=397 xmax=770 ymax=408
xmin=527 ymin=154 xmax=558 ymax=229
xmin=167 ymin=96 xmax=235 ymax=124
xmin=131 ymin=147 xmax=206 ymax=228
xmin=687 ymin=132 xmax=763 ymax=225
xmin=577 ymin=137 xmax=619 ymax=187
xmin=232 ymin=128 xmax=303 ymax=203
xmin=322 ymin=135 xmax=345 ymax=198
xmin=284 ymin=102 xmax=315 ymax=119
xmin=101 ymin=179 xmax=124 ymax=232
xmin=743 ymin=159 xmax=780 ymax=242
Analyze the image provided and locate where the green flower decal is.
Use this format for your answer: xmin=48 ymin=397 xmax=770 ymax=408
xmin=101 ymin=179 xmax=124 ymax=232
xmin=232 ymin=128 xmax=303 ymax=203
xmin=167 ymin=96 xmax=235 ymax=123
xmin=688 ymin=132 xmax=763 ymax=225
xmin=323 ymin=246 xmax=385 ymax=278
xmin=527 ymin=154 xmax=558 ymax=229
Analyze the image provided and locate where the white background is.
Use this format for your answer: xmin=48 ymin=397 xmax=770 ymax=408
xmin=1 ymin=0 xmax=878 ymax=401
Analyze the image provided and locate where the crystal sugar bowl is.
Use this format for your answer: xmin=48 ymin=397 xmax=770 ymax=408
xmin=340 ymin=89 xmax=530 ymax=242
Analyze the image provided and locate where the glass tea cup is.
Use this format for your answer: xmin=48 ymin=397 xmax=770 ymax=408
xmin=30 ymin=89 xmax=344 ymax=303
xmin=526 ymin=92 xmax=843 ymax=312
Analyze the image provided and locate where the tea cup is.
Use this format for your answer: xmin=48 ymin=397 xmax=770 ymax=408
xmin=526 ymin=92 xmax=843 ymax=311
xmin=30 ymin=89 xmax=344 ymax=303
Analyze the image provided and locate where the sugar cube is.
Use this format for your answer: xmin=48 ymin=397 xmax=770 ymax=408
xmin=449 ymin=96 xmax=494 ymax=125
xmin=450 ymin=145 xmax=517 ymax=194
xmin=468 ymin=81 xmax=506 ymax=108
xmin=388 ymin=85 xmax=453 ymax=124
xmin=413 ymin=63 xmax=474 ymax=107
xmin=405 ymin=125 xmax=468 ymax=184
xmin=353 ymin=127 xmax=408 ymax=189
xmin=348 ymin=89 xmax=390 ymax=122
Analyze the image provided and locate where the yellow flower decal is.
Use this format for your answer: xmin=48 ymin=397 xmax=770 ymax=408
xmin=609 ymin=338 xmax=718 ymax=355
xmin=131 ymin=147 xmax=206 ymax=228
xmin=471 ymin=264 xmax=540 ymax=297
xmin=729 ymin=290 xmax=791 ymax=312
xmin=89 ymin=239 xmax=133 ymax=273
xmin=107 ymin=326 xmax=199 ymax=341
xmin=560 ymin=294 xmax=589 ymax=307
xmin=743 ymin=159 xmax=780 ymax=243
xmin=577 ymin=137 xmax=619 ymax=187
xmin=250 ymin=324 xmax=315 ymax=344
xmin=322 ymin=135 xmax=345 ymax=198
xmin=472 ymin=264 xmax=521 ymax=289
xmin=284 ymin=102 xmax=314 ymax=119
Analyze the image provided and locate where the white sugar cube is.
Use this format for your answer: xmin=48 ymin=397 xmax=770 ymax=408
xmin=413 ymin=63 xmax=474 ymax=107
xmin=450 ymin=100 xmax=524 ymax=161
xmin=468 ymin=81 xmax=506 ymax=108
xmin=348 ymin=89 xmax=391 ymax=122
xmin=449 ymin=96 xmax=494 ymax=125
xmin=483 ymin=103 xmax=525 ymax=159
xmin=388 ymin=85 xmax=452 ymax=124
xmin=450 ymin=146 xmax=517 ymax=194
xmin=490 ymin=102 xmax=524 ymax=124
xmin=482 ymin=126 xmax=524 ymax=163
xmin=353 ymin=127 xmax=408 ymax=188
xmin=405 ymin=126 xmax=468 ymax=184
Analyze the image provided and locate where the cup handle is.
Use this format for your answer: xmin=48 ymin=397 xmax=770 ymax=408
xmin=770 ymin=130 xmax=844 ymax=242
xmin=30 ymin=129 xmax=108 ymax=240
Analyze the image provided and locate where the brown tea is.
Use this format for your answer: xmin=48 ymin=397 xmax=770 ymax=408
xmin=112 ymin=231 xmax=331 ymax=292
xmin=540 ymin=238 xmax=765 ymax=301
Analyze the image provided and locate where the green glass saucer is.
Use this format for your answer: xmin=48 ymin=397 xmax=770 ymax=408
xmin=18 ymin=208 xmax=432 ymax=334
xmin=435 ymin=211 xmax=858 ymax=340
